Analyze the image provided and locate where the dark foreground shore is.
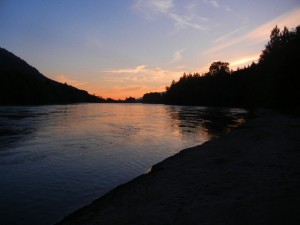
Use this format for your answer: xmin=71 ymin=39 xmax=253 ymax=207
xmin=56 ymin=111 xmax=300 ymax=225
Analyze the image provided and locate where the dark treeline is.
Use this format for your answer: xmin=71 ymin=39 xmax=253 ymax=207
xmin=0 ymin=47 xmax=105 ymax=105
xmin=143 ymin=92 xmax=165 ymax=104
xmin=144 ymin=25 xmax=300 ymax=112
xmin=105 ymin=97 xmax=139 ymax=103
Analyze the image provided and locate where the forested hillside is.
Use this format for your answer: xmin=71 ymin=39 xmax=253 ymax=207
xmin=144 ymin=25 xmax=300 ymax=112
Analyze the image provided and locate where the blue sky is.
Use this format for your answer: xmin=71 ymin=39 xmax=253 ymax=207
xmin=1 ymin=0 xmax=300 ymax=99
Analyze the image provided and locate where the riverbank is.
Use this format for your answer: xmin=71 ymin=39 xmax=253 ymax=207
xmin=56 ymin=111 xmax=300 ymax=225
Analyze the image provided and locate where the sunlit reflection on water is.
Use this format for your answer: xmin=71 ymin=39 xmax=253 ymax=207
xmin=0 ymin=103 xmax=248 ymax=225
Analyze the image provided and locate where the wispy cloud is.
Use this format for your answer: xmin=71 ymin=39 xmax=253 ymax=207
xmin=102 ymin=64 xmax=185 ymax=84
xmin=149 ymin=0 xmax=173 ymax=13
xmin=171 ymin=49 xmax=186 ymax=63
xmin=134 ymin=0 xmax=174 ymax=18
xmin=213 ymin=26 xmax=247 ymax=43
xmin=104 ymin=65 xmax=147 ymax=74
xmin=169 ymin=13 xmax=206 ymax=30
xmin=205 ymin=7 xmax=300 ymax=56
xmin=202 ymin=0 xmax=220 ymax=8
xmin=202 ymin=0 xmax=232 ymax=11
xmin=133 ymin=0 xmax=207 ymax=31
xmin=114 ymin=85 xmax=144 ymax=92
xmin=99 ymin=64 xmax=187 ymax=99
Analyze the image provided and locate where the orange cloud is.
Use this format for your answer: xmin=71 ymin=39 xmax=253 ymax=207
xmin=96 ymin=65 xmax=187 ymax=99
xmin=99 ymin=85 xmax=163 ymax=100
xmin=114 ymin=85 xmax=144 ymax=92
xmin=230 ymin=54 xmax=260 ymax=68
xmin=104 ymin=65 xmax=147 ymax=74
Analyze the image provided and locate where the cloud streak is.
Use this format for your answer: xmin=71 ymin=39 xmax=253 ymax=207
xmin=114 ymin=85 xmax=144 ymax=92
xmin=99 ymin=64 xmax=187 ymax=99
xmin=230 ymin=54 xmax=260 ymax=67
xmin=150 ymin=0 xmax=173 ymax=13
xmin=171 ymin=49 xmax=185 ymax=63
xmin=102 ymin=64 xmax=185 ymax=84
xmin=134 ymin=0 xmax=207 ymax=30
xmin=202 ymin=0 xmax=232 ymax=11
xmin=104 ymin=65 xmax=147 ymax=74
xmin=205 ymin=7 xmax=300 ymax=56
xmin=202 ymin=0 xmax=220 ymax=8
xmin=213 ymin=26 xmax=247 ymax=43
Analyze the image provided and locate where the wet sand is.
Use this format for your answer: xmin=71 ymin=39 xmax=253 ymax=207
xmin=56 ymin=111 xmax=300 ymax=225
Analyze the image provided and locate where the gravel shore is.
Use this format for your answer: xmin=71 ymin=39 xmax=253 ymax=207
xmin=56 ymin=111 xmax=300 ymax=225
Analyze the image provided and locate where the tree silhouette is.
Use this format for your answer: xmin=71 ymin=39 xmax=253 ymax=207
xmin=143 ymin=92 xmax=164 ymax=104
xmin=209 ymin=61 xmax=230 ymax=75
xmin=125 ymin=97 xmax=137 ymax=103
xmin=161 ymin=25 xmax=300 ymax=113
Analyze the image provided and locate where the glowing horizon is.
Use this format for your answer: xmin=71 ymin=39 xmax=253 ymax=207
xmin=1 ymin=1 xmax=299 ymax=100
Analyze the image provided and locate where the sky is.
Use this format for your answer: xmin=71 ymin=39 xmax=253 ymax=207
xmin=1 ymin=0 xmax=300 ymax=99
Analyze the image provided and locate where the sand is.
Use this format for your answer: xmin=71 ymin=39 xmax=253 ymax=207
xmin=56 ymin=111 xmax=300 ymax=225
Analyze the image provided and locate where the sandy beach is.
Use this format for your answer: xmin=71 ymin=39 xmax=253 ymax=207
xmin=56 ymin=111 xmax=300 ymax=225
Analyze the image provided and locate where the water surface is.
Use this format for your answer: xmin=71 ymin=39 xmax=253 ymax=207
xmin=0 ymin=104 xmax=248 ymax=225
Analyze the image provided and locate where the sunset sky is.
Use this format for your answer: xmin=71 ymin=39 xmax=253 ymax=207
xmin=1 ymin=0 xmax=300 ymax=99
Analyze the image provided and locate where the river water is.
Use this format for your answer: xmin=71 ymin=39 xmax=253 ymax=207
xmin=0 ymin=103 xmax=248 ymax=225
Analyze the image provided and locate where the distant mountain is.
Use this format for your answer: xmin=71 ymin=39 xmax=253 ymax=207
xmin=0 ymin=47 xmax=104 ymax=105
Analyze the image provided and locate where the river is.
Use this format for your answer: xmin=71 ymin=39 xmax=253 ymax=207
xmin=0 ymin=103 xmax=248 ymax=225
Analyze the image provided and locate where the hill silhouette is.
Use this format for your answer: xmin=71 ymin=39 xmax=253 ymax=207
xmin=0 ymin=47 xmax=104 ymax=105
